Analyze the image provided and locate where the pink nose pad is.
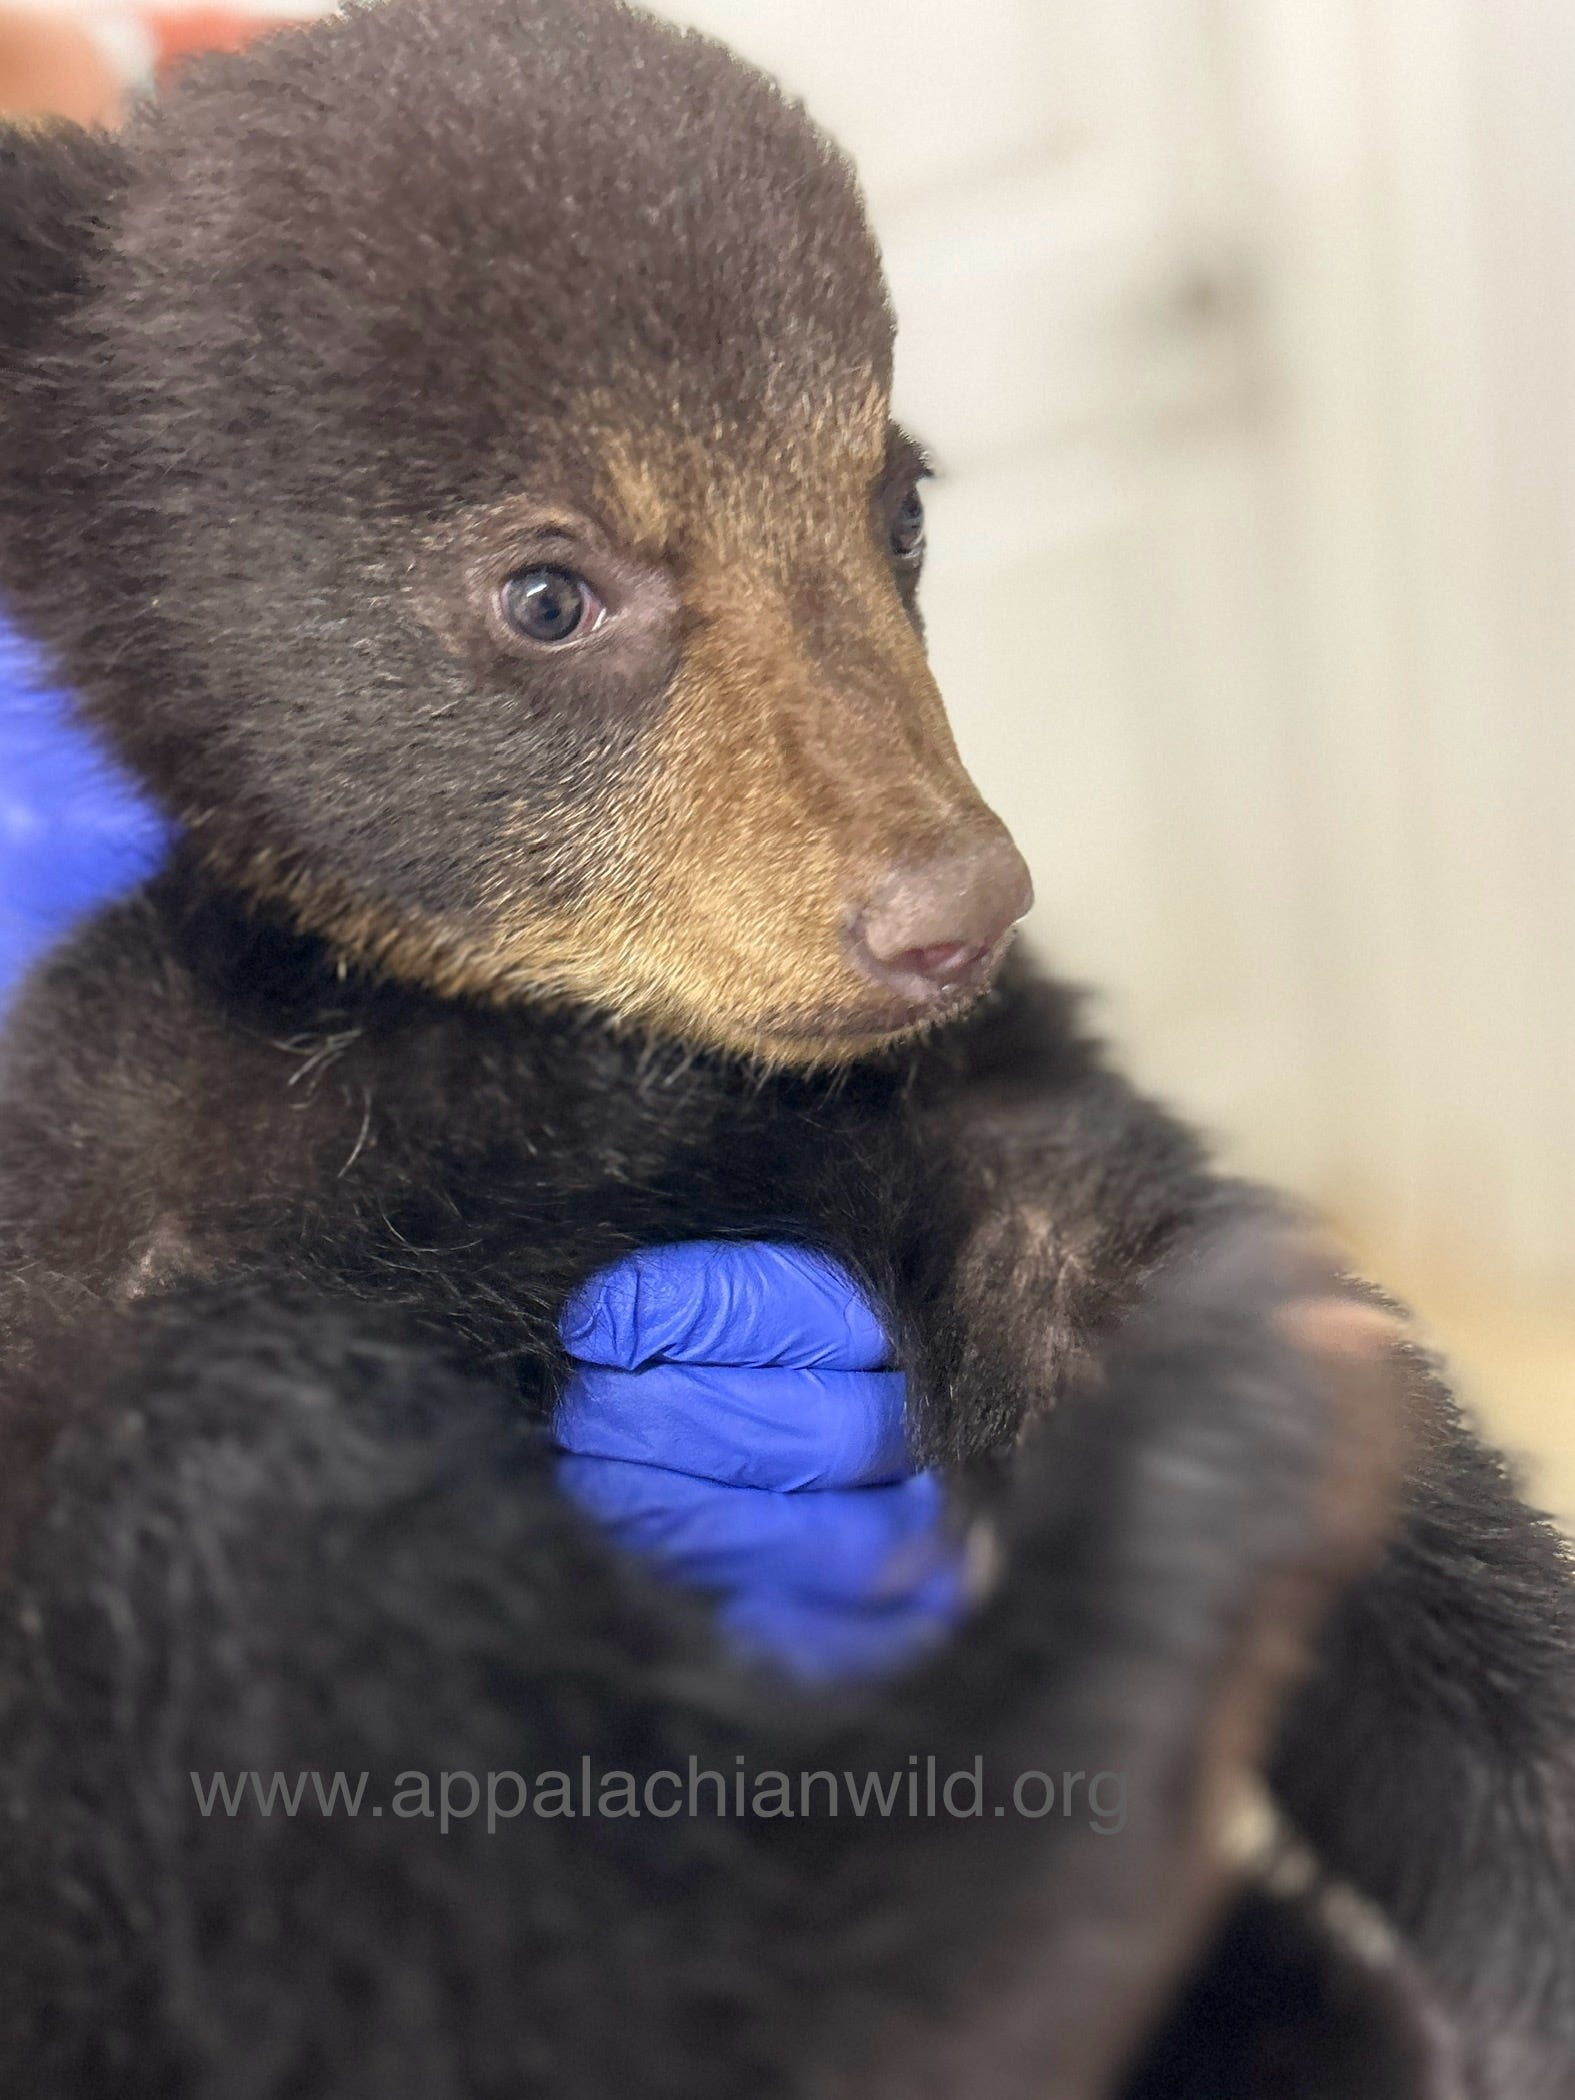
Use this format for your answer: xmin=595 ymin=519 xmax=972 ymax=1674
xmin=891 ymin=939 xmax=981 ymax=986
xmin=846 ymin=841 xmax=1034 ymax=1002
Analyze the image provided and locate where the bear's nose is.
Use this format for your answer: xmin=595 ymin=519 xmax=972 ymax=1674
xmin=846 ymin=839 xmax=1034 ymax=1003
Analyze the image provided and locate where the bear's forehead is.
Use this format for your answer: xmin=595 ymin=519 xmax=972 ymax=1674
xmin=107 ymin=0 xmax=894 ymax=494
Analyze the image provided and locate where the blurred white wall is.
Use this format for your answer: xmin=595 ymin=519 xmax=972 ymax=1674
xmin=652 ymin=0 xmax=1575 ymax=1328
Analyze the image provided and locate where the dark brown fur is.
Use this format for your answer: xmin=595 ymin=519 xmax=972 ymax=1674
xmin=0 ymin=4 xmax=1571 ymax=2095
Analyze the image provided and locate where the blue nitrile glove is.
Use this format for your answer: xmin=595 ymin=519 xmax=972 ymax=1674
xmin=555 ymin=1241 xmax=967 ymax=1681
xmin=0 ymin=619 xmax=170 ymax=1013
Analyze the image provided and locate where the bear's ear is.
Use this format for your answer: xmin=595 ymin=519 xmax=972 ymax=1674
xmin=0 ymin=122 xmax=130 ymax=371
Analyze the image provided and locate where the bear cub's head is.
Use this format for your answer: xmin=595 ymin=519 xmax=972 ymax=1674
xmin=0 ymin=0 xmax=1029 ymax=1063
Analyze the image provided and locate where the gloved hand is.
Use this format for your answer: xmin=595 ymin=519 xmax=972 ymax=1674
xmin=555 ymin=1241 xmax=966 ymax=1682
xmin=0 ymin=622 xmax=169 ymax=1009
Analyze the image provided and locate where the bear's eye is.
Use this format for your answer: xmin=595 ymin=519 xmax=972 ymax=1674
xmin=889 ymin=486 xmax=925 ymax=564
xmin=501 ymin=566 xmax=606 ymax=645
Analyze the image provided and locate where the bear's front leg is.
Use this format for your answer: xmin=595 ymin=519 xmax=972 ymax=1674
xmin=924 ymin=1054 xmax=1575 ymax=2099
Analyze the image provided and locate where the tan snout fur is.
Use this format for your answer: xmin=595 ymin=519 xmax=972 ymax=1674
xmin=588 ymin=559 xmax=1015 ymax=1060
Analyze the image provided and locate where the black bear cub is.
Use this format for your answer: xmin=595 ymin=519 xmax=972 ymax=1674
xmin=0 ymin=2 xmax=1570 ymax=2095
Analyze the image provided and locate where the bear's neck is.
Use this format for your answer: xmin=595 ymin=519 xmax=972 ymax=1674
xmin=141 ymin=847 xmax=923 ymax=1240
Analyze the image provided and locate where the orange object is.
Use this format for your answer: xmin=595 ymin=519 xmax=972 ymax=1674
xmin=145 ymin=8 xmax=302 ymax=82
xmin=0 ymin=7 xmax=125 ymax=125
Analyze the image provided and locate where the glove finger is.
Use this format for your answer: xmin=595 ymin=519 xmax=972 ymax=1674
xmin=553 ymin=1361 xmax=912 ymax=1488
xmin=559 ymin=1240 xmax=892 ymax=1371
xmin=556 ymin=1458 xmax=959 ymax=1601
